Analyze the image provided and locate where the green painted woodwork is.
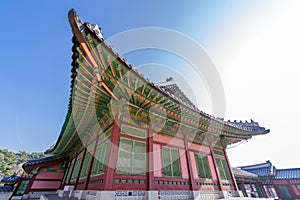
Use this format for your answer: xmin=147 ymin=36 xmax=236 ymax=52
xmin=66 ymin=159 xmax=75 ymax=183
xmin=216 ymin=158 xmax=231 ymax=180
xmin=70 ymin=151 xmax=84 ymax=181
xmin=278 ymin=185 xmax=292 ymax=199
xmin=116 ymin=137 xmax=146 ymax=175
xmin=296 ymin=185 xmax=300 ymax=193
xmin=121 ymin=124 xmax=147 ymax=139
xmin=195 ymin=154 xmax=212 ymax=179
xmin=213 ymin=149 xmax=224 ymax=157
xmin=161 ymin=120 xmax=180 ymax=137
xmin=162 ymin=146 xmax=181 ymax=178
xmin=192 ymin=134 xmax=203 ymax=144
xmin=133 ymin=140 xmax=147 ymax=175
xmin=32 ymin=167 xmax=39 ymax=175
xmin=98 ymin=127 xmax=112 ymax=144
xmin=80 ymin=153 xmax=91 ymax=179
xmin=78 ymin=140 xmax=96 ymax=179
xmin=62 ymin=162 xmax=70 ymax=184
xmin=222 ymin=159 xmax=231 ymax=180
xmin=16 ymin=180 xmax=29 ymax=195
xmin=47 ymin=168 xmax=56 ymax=172
xmin=91 ymin=140 xmax=109 ymax=176
xmin=116 ymin=138 xmax=131 ymax=174
xmin=71 ymin=159 xmax=81 ymax=181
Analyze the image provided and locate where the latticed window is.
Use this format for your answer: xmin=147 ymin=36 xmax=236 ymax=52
xmin=121 ymin=125 xmax=147 ymax=139
xmin=62 ymin=161 xmax=70 ymax=184
xmin=16 ymin=180 xmax=29 ymax=195
xmin=216 ymin=158 xmax=231 ymax=180
xmin=66 ymin=159 xmax=75 ymax=183
xmin=79 ymin=141 xmax=95 ymax=179
xmin=79 ymin=153 xmax=92 ymax=179
xmin=71 ymin=161 xmax=81 ymax=181
xmin=91 ymin=141 xmax=110 ymax=176
xmin=213 ymin=149 xmax=224 ymax=157
xmin=116 ymin=137 xmax=146 ymax=175
xmin=296 ymin=185 xmax=300 ymax=193
xmin=195 ymin=154 xmax=211 ymax=179
xmin=278 ymin=185 xmax=292 ymax=199
xmin=70 ymin=151 xmax=84 ymax=181
xmin=162 ymin=146 xmax=181 ymax=177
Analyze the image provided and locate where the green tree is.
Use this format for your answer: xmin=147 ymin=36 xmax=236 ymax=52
xmin=0 ymin=149 xmax=46 ymax=176
xmin=29 ymin=152 xmax=45 ymax=160
xmin=0 ymin=149 xmax=13 ymax=175
xmin=16 ymin=151 xmax=29 ymax=163
xmin=2 ymin=149 xmax=17 ymax=165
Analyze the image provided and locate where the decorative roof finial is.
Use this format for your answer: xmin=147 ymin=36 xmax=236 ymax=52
xmin=166 ymin=77 xmax=174 ymax=82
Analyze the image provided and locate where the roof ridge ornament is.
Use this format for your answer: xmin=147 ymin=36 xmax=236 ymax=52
xmin=68 ymin=9 xmax=85 ymax=43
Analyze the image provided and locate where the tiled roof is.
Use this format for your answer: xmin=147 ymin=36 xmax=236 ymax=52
xmin=47 ymin=9 xmax=271 ymax=155
xmin=240 ymin=161 xmax=274 ymax=177
xmin=71 ymin=9 xmax=270 ymax=135
xmin=275 ymin=168 xmax=300 ymax=180
xmin=1 ymin=174 xmax=20 ymax=185
xmin=155 ymin=77 xmax=198 ymax=110
xmin=232 ymin=167 xmax=258 ymax=178
xmin=154 ymin=78 xmax=270 ymax=134
xmin=239 ymin=161 xmax=300 ymax=180
xmin=23 ymin=156 xmax=67 ymax=168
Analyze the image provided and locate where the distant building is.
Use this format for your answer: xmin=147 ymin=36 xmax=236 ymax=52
xmin=11 ymin=9 xmax=270 ymax=200
xmin=1 ymin=174 xmax=20 ymax=186
xmin=234 ymin=161 xmax=300 ymax=200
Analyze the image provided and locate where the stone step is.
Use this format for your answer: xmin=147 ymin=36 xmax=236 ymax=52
xmin=42 ymin=194 xmax=78 ymax=200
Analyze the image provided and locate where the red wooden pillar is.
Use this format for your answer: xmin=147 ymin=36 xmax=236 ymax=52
xmin=68 ymin=154 xmax=78 ymax=184
xmin=260 ymin=181 xmax=268 ymax=198
xmin=147 ymin=129 xmax=154 ymax=190
xmin=255 ymin=181 xmax=262 ymax=197
xmin=210 ymin=147 xmax=223 ymax=191
xmin=183 ymin=136 xmax=196 ymax=191
xmin=249 ymin=179 xmax=255 ymax=194
xmin=84 ymin=134 xmax=100 ymax=190
xmin=241 ymin=179 xmax=248 ymax=197
xmin=223 ymin=149 xmax=239 ymax=191
xmin=103 ymin=121 xmax=121 ymax=190
xmin=264 ymin=184 xmax=272 ymax=198
xmin=60 ymin=160 xmax=71 ymax=188
xmin=74 ymin=149 xmax=87 ymax=190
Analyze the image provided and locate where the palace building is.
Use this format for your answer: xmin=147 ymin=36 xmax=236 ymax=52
xmin=12 ymin=10 xmax=270 ymax=200
xmin=234 ymin=161 xmax=300 ymax=200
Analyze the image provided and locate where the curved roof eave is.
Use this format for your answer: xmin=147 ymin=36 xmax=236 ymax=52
xmin=48 ymin=9 xmax=270 ymax=155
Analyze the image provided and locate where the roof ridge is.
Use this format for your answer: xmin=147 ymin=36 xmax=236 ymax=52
xmin=239 ymin=161 xmax=273 ymax=169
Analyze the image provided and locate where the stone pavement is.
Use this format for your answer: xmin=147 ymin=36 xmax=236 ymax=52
xmin=0 ymin=192 xmax=13 ymax=200
xmin=40 ymin=194 xmax=274 ymax=200
xmin=220 ymin=198 xmax=274 ymax=200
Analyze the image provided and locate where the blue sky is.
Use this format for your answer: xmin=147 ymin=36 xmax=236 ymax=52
xmin=1 ymin=1 xmax=299 ymax=168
